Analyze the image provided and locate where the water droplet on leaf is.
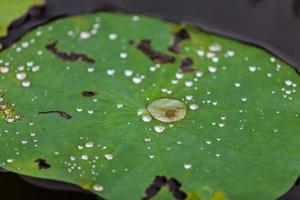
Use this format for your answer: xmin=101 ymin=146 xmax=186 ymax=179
xmin=147 ymin=98 xmax=187 ymax=123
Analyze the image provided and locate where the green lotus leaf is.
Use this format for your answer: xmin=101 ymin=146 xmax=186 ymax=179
xmin=0 ymin=12 xmax=300 ymax=200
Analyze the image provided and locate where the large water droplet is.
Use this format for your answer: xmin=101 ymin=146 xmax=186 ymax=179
xmin=147 ymin=98 xmax=187 ymax=123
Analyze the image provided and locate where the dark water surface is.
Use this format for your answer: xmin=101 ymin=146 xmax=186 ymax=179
xmin=0 ymin=0 xmax=300 ymax=199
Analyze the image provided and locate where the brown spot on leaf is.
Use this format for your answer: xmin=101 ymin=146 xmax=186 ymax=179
xmin=169 ymin=29 xmax=190 ymax=53
xmin=137 ymin=39 xmax=175 ymax=64
xmin=142 ymin=176 xmax=187 ymax=200
xmin=39 ymin=111 xmax=72 ymax=120
xmin=180 ymin=58 xmax=195 ymax=73
xmin=128 ymin=39 xmax=135 ymax=45
xmin=82 ymin=91 xmax=97 ymax=97
xmin=165 ymin=109 xmax=177 ymax=119
xmin=46 ymin=41 xmax=95 ymax=64
xmin=35 ymin=159 xmax=51 ymax=169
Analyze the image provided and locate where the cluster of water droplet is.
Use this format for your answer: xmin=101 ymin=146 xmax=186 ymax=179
xmin=0 ymin=89 xmax=20 ymax=123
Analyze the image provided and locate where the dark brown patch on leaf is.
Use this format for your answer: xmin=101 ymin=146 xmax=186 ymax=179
xmin=46 ymin=41 xmax=95 ymax=64
xmin=169 ymin=29 xmax=190 ymax=53
xmin=128 ymin=39 xmax=135 ymax=45
xmin=137 ymin=39 xmax=175 ymax=64
xmin=165 ymin=109 xmax=177 ymax=119
xmin=168 ymin=178 xmax=187 ymax=200
xmin=35 ymin=159 xmax=51 ymax=169
xmin=142 ymin=176 xmax=187 ymax=200
xmin=82 ymin=91 xmax=97 ymax=97
xmin=180 ymin=57 xmax=195 ymax=73
xmin=39 ymin=111 xmax=72 ymax=120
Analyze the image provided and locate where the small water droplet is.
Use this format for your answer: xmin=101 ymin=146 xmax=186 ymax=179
xmin=218 ymin=122 xmax=225 ymax=128
xmin=120 ymin=52 xmax=128 ymax=59
xmin=206 ymin=140 xmax=212 ymax=144
xmin=81 ymin=154 xmax=89 ymax=160
xmin=153 ymin=125 xmax=165 ymax=133
xmin=234 ymin=82 xmax=241 ymax=87
xmin=208 ymin=66 xmax=217 ymax=73
xmin=104 ymin=154 xmax=113 ymax=160
xmin=184 ymin=163 xmax=192 ymax=169
xmin=108 ymin=33 xmax=117 ymax=40
xmin=16 ymin=72 xmax=26 ymax=80
xmin=132 ymin=76 xmax=142 ymax=84
xmin=209 ymin=43 xmax=222 ymax=52
xmin=76 ymin=108 xmax=83 ymax=112
xmin=22 ymin=81 xmax=31 ymax=88
xmin=185 ymin=80 xmax=193 ymax=87
xmin=0 ymin=66 xmax=9 ymax=73
xmin=124 ymin=69 xmax=133 ymax=77
xmin=80 ymin=32 xmax=91 ymax=39
xmin=189 ymin=104 xmax=198 ymax=110
xmin=175 ymin=73 xmax=183 ymax=79
xmin=93 ymin=184 xmax=104 ymax=192
xmin=285 ymin=80 xmax=293 ymax=86
xmin=241 ymin=97 xmax=247 ymax=102
xmin=107 ymin=69 xmax=115 ymax=76
xmin=249 ymin=66 xmax=257 ymax=72
xmin=195 ymin=71 xmax=203 ymax=77
xmin=185 ymin=95 xmax=193 ymax=101
xmin=116 ymin=103 xmax=123 ymax=109
xmin=87 ymin=67 xmax=95 ymax=73
xmin=197 ymin=50 xmax=205 ymax=57
xmin=142 ymin=114 xmax=152 ymax=122
xmin=85 ymin=141 xmax=94 ymax=148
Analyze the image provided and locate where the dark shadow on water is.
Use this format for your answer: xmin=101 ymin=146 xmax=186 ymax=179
xmin=293 ymin=0 xmax=300 ymax=17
